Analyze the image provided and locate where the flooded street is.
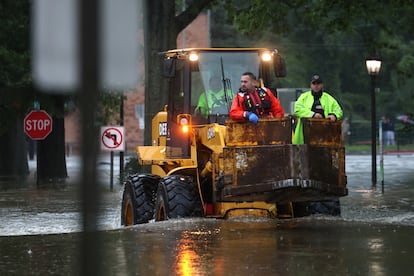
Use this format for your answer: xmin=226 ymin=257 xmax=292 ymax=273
xmin=342 ymin=154 xmax=414 ymax=226
xmin=1 ymin=153 xmax=414 ymax=275
xmin=0 ymin=156 xmax=123 ymax=236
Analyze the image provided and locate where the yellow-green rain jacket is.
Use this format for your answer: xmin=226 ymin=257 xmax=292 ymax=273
xmin=293 ymin=90 xmax=343 ymax=144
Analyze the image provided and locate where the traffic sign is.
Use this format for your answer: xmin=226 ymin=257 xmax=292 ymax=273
xmin=24 ymin=110 xmax=53 ymax=140
xmin=100 ymin=126 xmax=125 ymax=151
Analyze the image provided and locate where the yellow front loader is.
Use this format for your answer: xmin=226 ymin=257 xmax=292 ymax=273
xmin=121 ymin=48 xmax=347 ymax=226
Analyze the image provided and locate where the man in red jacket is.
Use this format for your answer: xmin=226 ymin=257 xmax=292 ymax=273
xmin=230 ymin=72 xmax=284 ymax=124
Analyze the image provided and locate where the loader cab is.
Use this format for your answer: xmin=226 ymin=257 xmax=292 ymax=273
xmin=163 ymin=48 xmax=286 ymax=123
xmin=162 ymin=48 xmax=286 ymax=158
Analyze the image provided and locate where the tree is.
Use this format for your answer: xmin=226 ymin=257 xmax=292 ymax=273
xmin=0 ymin=1 xmax=32 ymax=177
xmin=1 ymin=0 xmax=217 ymax=180
xmin=35 ymin=95 xmax=68 ymax=183
xmin=0 ymin=1 xmax=71 ymax=182
xmin=222 ymin=0 xmax=414 ymax=139
xmin=143 ymin=0 xmax=215 ymax=145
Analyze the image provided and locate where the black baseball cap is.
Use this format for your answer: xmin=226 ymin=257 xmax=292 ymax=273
xmin=310 ymin=74 xmax=323 ymax=83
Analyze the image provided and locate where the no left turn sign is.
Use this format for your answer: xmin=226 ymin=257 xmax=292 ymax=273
xmin=100 ymin=126 xmax=125 ymax=151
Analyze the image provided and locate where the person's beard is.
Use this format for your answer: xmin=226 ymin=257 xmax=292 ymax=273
xmin=311 ymin=89 xmax=322 ymax=99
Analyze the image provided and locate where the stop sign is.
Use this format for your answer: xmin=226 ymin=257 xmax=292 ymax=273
xmin=24 ymin=110 xmax=53 ymax=140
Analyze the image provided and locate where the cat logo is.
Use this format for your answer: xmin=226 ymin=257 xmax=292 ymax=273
xmin=159 ymin=122 xmax=167 ymax=136
xmin=207 ymin=127 xmax=215 ymax=140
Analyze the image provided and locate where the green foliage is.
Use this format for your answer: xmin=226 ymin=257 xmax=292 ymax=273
xmin=0 ymin=1 xmax=31 ymax=89
xmin=218 ymin=0 xmax=414 ymax=129
xmin=397 ymin=53 xmax=414 ymax=78
xmin=224 ymin=0 xmax=292 ymax=36
xmin=210 ymin=3 xmax=250 ymax=47
xmin=0 ymin=1 xmax=33 ymax=135
xmin=97 ymin=92 xmax=126 ymax=125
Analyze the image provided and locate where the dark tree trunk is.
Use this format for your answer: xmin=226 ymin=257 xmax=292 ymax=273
xmin=143 ymin=0 xmax=177 ymax=145
xmin=0 ymin=119 xmax=29 ymax=177
xmin=37 ymin=117 xmax=67 ymax=182
xmin=143 ymin=0 xmax=213 ymax=145
xmin=37 ymin=99 xmax=67 ymax=183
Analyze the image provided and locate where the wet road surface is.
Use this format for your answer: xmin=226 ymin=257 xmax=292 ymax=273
xmin=0 ymin=153 xmax=414 ymax=275
xmin=1 ymin=218 xmax=413 ymax=275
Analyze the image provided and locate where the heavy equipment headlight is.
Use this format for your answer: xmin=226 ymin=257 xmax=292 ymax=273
xmin=189 ymin=52 xmax=199 ymax=61
xmin=261 ymin=51 xmax=272 ymax=62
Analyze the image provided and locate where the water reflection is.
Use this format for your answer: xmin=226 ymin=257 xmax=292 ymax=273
xmin=175 ymin=231 xmax=204 ymax=276
xmin=1 ymin=218 xmax=414 ymax=275
xmin=111 ymin=218 xmax=414 ymax=275
xmin=367 ymin=237 xmax=385 ymax=276
xmin=1 ymin=155 xmax=414 ymax=275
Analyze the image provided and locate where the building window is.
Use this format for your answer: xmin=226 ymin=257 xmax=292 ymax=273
xmin=135 ymin=104 xmax=145 ymax=129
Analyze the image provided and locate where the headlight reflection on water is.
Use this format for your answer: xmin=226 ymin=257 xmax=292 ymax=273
xmin=175 ymin=229 xmax=222 ymax=276
xmin=367 ymin=237 xmax=385 ymax=276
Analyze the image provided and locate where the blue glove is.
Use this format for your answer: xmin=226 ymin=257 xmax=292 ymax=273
xmin=247 ymin=112 xmax=259 ymax=125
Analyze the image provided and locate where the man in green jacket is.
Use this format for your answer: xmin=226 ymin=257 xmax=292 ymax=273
xmin=293 ymin=74 xmax=343 ymax=144
xmin=195 ymin=76 xmax=231 ymax=118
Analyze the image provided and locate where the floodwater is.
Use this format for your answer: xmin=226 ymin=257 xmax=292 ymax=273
xmin=1 ymin=153 xmax=414 ymax=275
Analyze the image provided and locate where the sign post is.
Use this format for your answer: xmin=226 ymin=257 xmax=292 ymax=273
xmin=24 ymin=110 xmax=53 ymax=140
xmin=100 ymin=126 xmax=125 ymax=190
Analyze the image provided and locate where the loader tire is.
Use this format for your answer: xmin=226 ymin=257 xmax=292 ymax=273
xmin=155 ymin=175 xmax=203 ymax=221
xmin=292 ymin=199 xmax=341 ymax=217
xmin=121 ymin=174 xmax=160 ymax=226
xmin=292 ymin=198 xmax=341 ymax=217
xmin=308 ymin=199 xmax=341 ymax=216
